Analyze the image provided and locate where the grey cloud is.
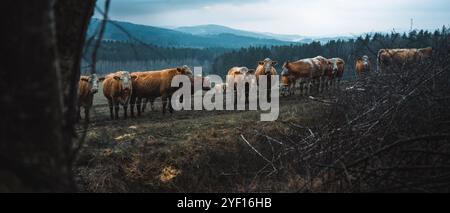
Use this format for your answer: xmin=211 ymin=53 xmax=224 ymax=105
xmin=97 ymin=0 xmax=268 ymax=17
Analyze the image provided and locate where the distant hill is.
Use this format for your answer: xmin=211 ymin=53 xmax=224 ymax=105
xmin=174 ymin=24 xmax=352 ymax=43
xmin=88 ymin=19 xmax=293 ymax=49
xmin=175 ymin=24 xmax=312 ymax=42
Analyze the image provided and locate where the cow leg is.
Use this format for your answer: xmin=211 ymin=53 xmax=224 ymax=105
xmin=114 ymin=102 xmax=120 ymax=120
xmin=162 ymin=96 xmax=167 ymax=114
xmin=306 ymin=80 xmax=313 ymax=95
xmin=299 ymin=82 xmax=304 ymax=95
xmin=168 ymin=95 xmax=174 ymax=114
xmin=150 ymin=98 xmax=155 ymax=111
xmin=136 ymin=97 xmax=142 ymax=116
xmin=130 ymin=95 xmax=136 ymax=117
xmin=123 ymin=103 xmax=128 ymax=119
xmin=319 ymin=77 xmax=323 ymax=93
xmin=84 ymin=106 xmax=90 ymax=123
xmin=141 ymin=98 xmax=148 ymax=113
xmin=108 ymin=99 xmax=114 ymax=120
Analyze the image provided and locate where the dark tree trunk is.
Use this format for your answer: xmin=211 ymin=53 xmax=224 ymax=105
xmin=54 ymin=0 xmax=96 ymax=169
xmin=0 ymin=0 xmax=95 ymax=192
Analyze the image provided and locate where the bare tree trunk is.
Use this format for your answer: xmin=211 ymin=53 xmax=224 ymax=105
xmin=0 ymin=0 xmax=95 ymax=192
xmin=54 ymin=0 xmax=96 ymax=165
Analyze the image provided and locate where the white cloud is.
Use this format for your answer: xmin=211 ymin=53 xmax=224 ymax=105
xmin=100 ymin=0 xmax=450 ymax=36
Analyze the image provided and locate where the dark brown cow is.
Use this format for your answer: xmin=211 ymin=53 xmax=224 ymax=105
xmin=377 ymin=47 xmax=432 ymax=72
xmin=130 ymin=66 xmax=193 ymax=115
xmin=280 ymin=74 xmax=295 ymax=96
xmin=355 ymin=55 xmax=371 ymax=77
xmin=77 ymin=74 xmax=101 ymax=122
xmin=102 ymin=71 xmax=135 ymax=120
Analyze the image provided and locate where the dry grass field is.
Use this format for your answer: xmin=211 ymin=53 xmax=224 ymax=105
xmin=75 ymin=82 xmax=334 ymax=192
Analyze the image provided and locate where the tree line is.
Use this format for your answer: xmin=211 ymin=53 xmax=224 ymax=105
xmin=84 ymin=27 xmax=449 ymax=80
xmin=212 ymin=27 xmax=449 ymax=79
xmin=82 ymin=40 xmax=229 ymax=74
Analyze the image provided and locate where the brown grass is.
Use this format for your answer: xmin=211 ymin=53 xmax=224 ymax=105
xmin=75 ymin=92 xmax=330 ymax=192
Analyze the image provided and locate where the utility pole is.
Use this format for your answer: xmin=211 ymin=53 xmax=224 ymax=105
xmin=410 ymin=18 xmax=414 ymax=32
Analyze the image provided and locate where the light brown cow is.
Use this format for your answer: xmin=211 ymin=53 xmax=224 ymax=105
xmin=226 ymin=66 xmax=257 ymax=104
xmin=227 ymin=67 xmax=254 ymax=88
xmin=130 ymin=66 xmax=193 ymax=115
xmin=255 ymin=58 xmax=277 ymax=101
xmin=328 ymin=58 xmax=345 ymax=89
xmin=355 ymin=55 xmax=371 ymax=77
xmin=103 ymin=71 xmax=135 ymax=120
xmin=314 ymin=56 xmax=332 ymax=92
xmin=281 ymin=57 xmax=325 ymax=95
xmin=255 ymin=58 xmax=277 ymax=82
xmin=377 ymin=47 xmax=432 ymax=72
xmin=77 ymin=74 xmax=101 ymax=122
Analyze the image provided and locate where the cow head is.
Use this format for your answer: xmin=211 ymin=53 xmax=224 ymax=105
xmin=113 ymin=71 xmax=134 ymax=93
xmin=362 ymin=55 xmax=370 ymax=69
xmin=258 ymin=58 xmax=277 ymax=75
xmin=281 ymin=61 xmax=290 ymax=76
xmin=331 ymin=59 xmax=339 ymax=75
xmin=247 ymin=69 xmax=256 ymax=75
xmin=81 ymin=73 xmax=100 ymax=94
xmin=89 ymin=74 xmax=100 ymax=94
xmin=418 ymin=47 xmax=433 ymax=60
xmin=239 ymin=67 xmax=249 ymax=75
xmin=177 ymin=65 xmax=193 ymax=77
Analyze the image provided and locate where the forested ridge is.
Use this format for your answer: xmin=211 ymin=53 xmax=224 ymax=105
xmin=84 ymin=27 xmax=449 ymax=78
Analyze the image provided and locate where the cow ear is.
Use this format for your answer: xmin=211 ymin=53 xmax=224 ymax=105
xmin=177 ymin=67 xmax=183 ymax=73
xmin=131 ymin=75 xmax=138 ymax=80
xmin=258 ymin=61 xmax=264 ymax=65
xmin=99 ymin=77 xmax=106 ymax=82
xmin=113 ymin=76 xmax=120 ymax=81
xmin=81 ymin=78 xmax=89 ymax=82
xmin=272 ymin=61 xmax=278 ymax=66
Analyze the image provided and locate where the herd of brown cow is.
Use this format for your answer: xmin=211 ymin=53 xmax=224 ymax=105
xmin=77 ymin=47 xmax=432 ymax=121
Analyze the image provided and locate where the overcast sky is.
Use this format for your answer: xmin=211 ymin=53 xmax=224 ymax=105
xmin=95 ymin=0 xmax=450 ymax=36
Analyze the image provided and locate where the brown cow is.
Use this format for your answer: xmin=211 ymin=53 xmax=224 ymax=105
xmin=377 ymin=47 xmax=432 ymax=72
xmin=255 ymin=58 xmax=277 ymax=82
xmin=77 ymin=73 xmax=101 ymax=122
xmin=355 ymin=55 xmax=371 ymax=77
xmin=227 ymin=67 xmax=253 ymax=89
xmin=328 ymin=58 xmax=345 ymax=89
xmin=281 ymin=57 xmax=324 ymax=95
xmin=103 ymin=71 xmax=135 ymax=120
xmin=314 ymin=56 xmax=332 ymax=92
xmin=130 ymin=66 xmax=193 ymax=115
xmin=280 ymin=74 xmax=295 ymax=96
xmin=255 ymin=58 xmax=277 ymax=101
xmin=140 ymin=75 xmax=210 ymax=113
